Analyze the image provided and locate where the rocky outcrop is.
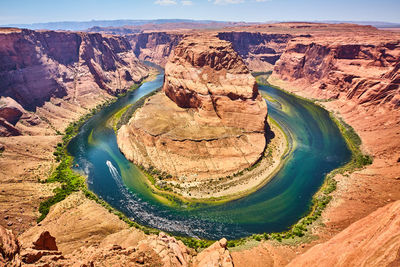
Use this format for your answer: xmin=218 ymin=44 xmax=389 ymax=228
xmin=0 ymin=28 xmax=149 ymax=136
xmin=162 ymin=35 xmax=267 ymax=131
xmin=0 ymin=228 xmax=64 ymax=265
xmin=287 ymin=200 xmax=400 ymax=267
xmin=0 ymin=97 xmax=24 ymax=125
xmin=217 ymin=32 xmax=293 ymax=71
xmin=194 ymin=238 xmax=233 ymax=267
xmin=13 ymin=192 xmax=232 ymax=266
xmin=0 ymin=225 xmax=21 ymax=266
xmin=270 ymin=36 xmax=400 ymax=109
xmin=118 ymin=35 xmax=268 ymax=179
xmin=0 ymin=97 xmax=24 ymax=136
xmin=126 ymin=32 xmax=184 ymax=66
xmin=131 ymin=232 xmax=193 ymax=267
xmin=32 ymin=231 xmax=58 ymax=251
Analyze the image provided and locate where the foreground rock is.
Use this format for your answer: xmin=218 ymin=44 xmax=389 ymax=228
xmin=21 ymin=231 xmax=62 ymax=264
xmin=118 ymin=35 xmax=268 ymax=180
xmin=0 ymin=225 xmax=21 ymax=266
xmin=287 ymin=200 xmax=400 ymax=266
xmin=194 ymin=238 xmax=233 ymax=267
xmin=32 ymin=231 xmax=58 ymax=251
xmin=0 ymin=97 xmax=24 ymax=136
xmin=11 ymin=193 xmax=235 ymax=266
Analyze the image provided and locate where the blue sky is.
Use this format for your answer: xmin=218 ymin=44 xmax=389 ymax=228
xmin=1 ymin=0 xmax=399 ymax=24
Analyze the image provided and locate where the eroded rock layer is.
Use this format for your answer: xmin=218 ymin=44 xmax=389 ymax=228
xmin=287 ymin=200 xmax=400 ymax=267
xmin=163 ymin=35 xmax=267 ymax=132
xmin=126 ymin=32 xmax=184 ymax=66
xmin=124 ymin=31 xmax=294 ymax=71
xmin=118 ymin=35 xmax=268 ymax=179
xmin=0 ymin=28 xmax=149 ymax=136
xmin=270 ymin=35 xmax=400 ymax=109
xmin=1 ymin=192 xmax=234 ymax=267
xmin=217 ymin=32 xmax=293 ymax=72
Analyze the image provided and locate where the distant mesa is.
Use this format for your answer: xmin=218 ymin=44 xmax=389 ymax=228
xmin=117 ymin=35 xmax=268 ymax=180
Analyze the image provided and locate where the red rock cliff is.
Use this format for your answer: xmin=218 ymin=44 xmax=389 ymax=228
xmin=217 ymin=32 xmax=293 ymax=72
xmin=0 ymin=28 xmax=149 ymax=136
xmin=163 ymin=35 xmax=267 ymax=132
xmin=126 ymin=32 xmax=184 ymax=67
xmin=271 ymin=36 xmax=400 ymax=109
xmin=125 ymin=31 xmax=294 ymax=72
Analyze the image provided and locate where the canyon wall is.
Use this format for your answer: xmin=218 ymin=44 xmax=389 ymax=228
xmin=126 ymin=32 xmax=184 ymax=66
xmin=269 ymin=28 xmax=400 ymax=267
xmin=125 ymin=31 xmax=295 ymax=71
xmin=270 ymin=36 xmax=400 ymax=108
xmin=0 ymin=28 xmax=149 ymax=136
xmin=217 ymin=32 xmax=293 ymax=72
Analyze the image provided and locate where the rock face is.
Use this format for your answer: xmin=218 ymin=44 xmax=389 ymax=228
xmin=0 ymin=97 xmax=24 ymax=136
xmin=32 ymin=231 xmax=58 ymax=251
xmin=194 ymin=238 xmax=233 ymax=267
xmin=126 ymin=32 xmax=184 ymax=66
xmin=217 ymin=32 xmax=293 ymax=72
xmin=118 ymin=35 xmax=268 ymax=179
xmin=162 ymin=35 xmax=267 ymax=132
xmin=0 ymin=225 xmax=21 ymax=266
xmin=125 ymin=31 xmax=294 ymax=71
xmin=266 ymin=26 xmax=400 ymax=267
xmin=133 ymin=232 xmax=193 ymax=267
xmin=0 ymin=97 xmax=24 ymax=125
xmin=0 ymin=28 xmax=149 ymax=136
xmin=271 ymin=36 xmax=400 ymax=109
xmin=287 ymin=200 xmax=400 ymax=267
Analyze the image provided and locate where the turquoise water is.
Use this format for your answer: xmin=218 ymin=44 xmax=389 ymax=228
xmin=68 ymin=73 xmax=351 ymax=240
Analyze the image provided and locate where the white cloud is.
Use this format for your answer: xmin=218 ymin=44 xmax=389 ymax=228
xmin=213 ymin=0 xmax=245 ymax=4
xmin=181 ymin=0 xmax=193 ymax=5
xmin=154 ymin=0 xmax=177 ymax=5
xmin=210 ymin=0 xmax=271 ymax=4
xmin=155 ymin=0 xmax=194 ymax=6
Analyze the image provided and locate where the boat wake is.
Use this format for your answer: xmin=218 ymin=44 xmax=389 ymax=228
xmin=105 ymin=160 xmax=224 ymax=238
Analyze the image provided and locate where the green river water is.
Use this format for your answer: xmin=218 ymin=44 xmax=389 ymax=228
xmin=68 ymin=72 xmax=351 ymax=240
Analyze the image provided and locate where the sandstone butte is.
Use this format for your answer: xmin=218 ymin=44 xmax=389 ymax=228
xmin=117 ymin=35 xmax=268 ymax=180
xmin=1 ymin=23 xmax=400 ymax=267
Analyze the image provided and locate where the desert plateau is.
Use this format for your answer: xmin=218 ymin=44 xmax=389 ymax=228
xmin=0 ymin=1 xmax=400 ymax=266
